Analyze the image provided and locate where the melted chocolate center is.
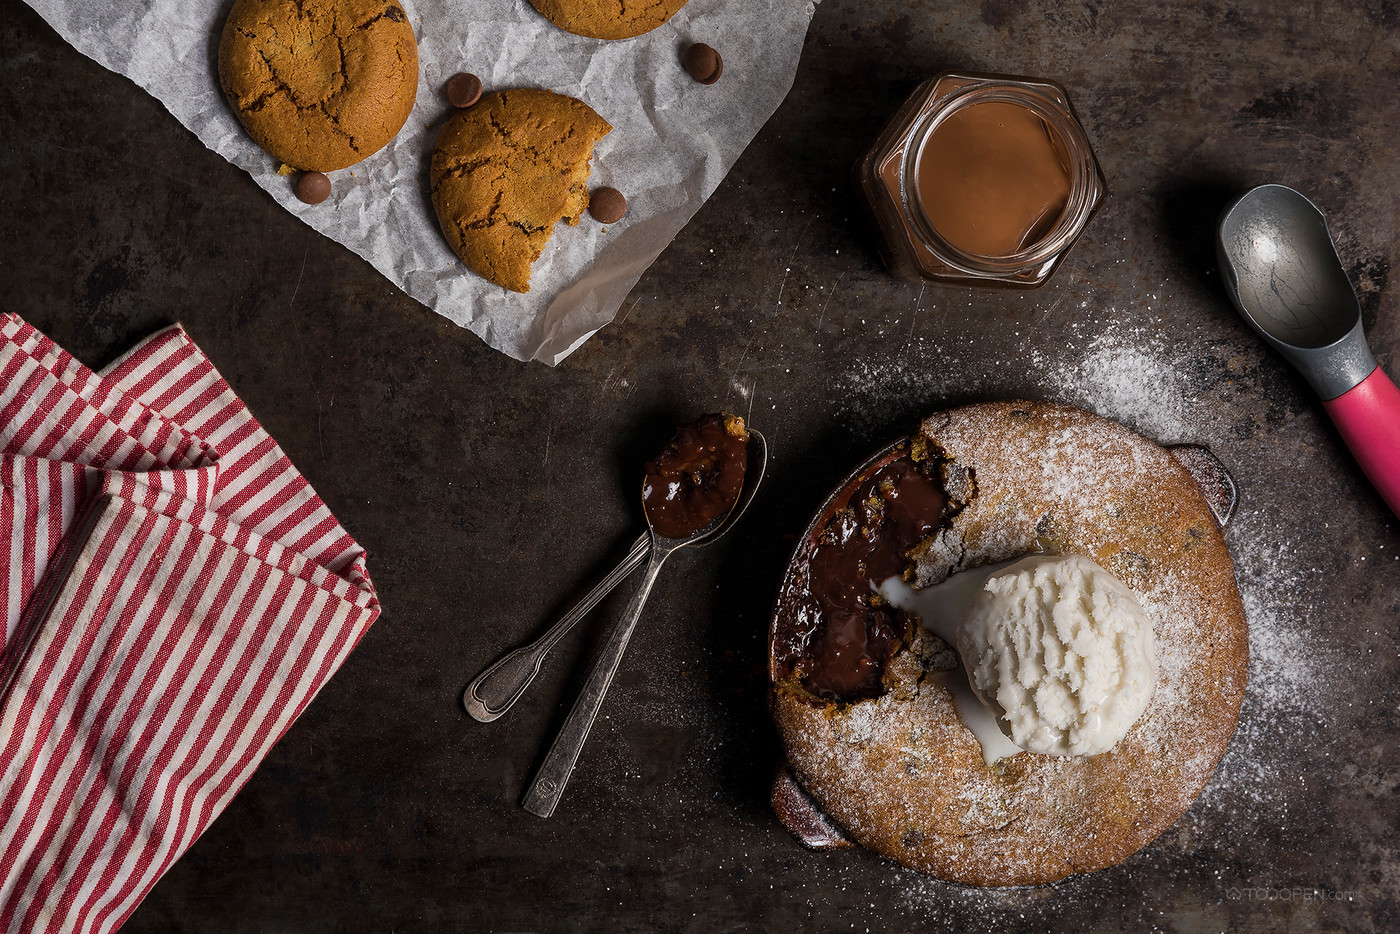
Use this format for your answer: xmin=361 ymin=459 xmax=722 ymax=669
xmin=642 ymin=414 xmax=748 ymax=540
xmin=779 ymin=455 xmax=947 ymax=701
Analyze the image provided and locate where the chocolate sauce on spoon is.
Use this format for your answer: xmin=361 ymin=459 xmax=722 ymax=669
xmin=642 ymin=413 xmax=748 ymax=539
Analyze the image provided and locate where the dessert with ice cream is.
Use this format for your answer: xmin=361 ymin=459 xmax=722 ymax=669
xmin=769 ymin=402 xmax=1249 ymax=885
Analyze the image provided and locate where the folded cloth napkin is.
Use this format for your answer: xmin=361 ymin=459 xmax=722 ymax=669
xmin=0 ymin=314 xmax=379 ymax=933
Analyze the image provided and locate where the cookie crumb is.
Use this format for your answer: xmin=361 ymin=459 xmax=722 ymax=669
xmin=295 ymin=171 xmax=332 ymax=205
xmin=589 ymin=187 xmax=627 ymax=224
xmin=684 ymin=43 xmax=723 ymax=84
xmin=276 ymin=163 xmax=295 ymax=176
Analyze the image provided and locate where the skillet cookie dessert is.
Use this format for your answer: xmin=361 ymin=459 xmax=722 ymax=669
xmin=769 ymin=401 xmax=1249 ymax=886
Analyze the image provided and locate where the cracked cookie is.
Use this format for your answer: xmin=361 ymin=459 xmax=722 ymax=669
xmin=769 ymin=402 xmax=1249 ymax=886
xmin=430 ymin=89 xmax=611 ymax=293
xmin=527 ymin=0 xmax=689 ymax=40
xmin=218 ymin=0 xmax=418 ymax=172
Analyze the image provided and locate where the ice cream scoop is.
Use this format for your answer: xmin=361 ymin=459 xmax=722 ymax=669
xmin=1217 ymin=184 xmax=1400 ymax=517
xmin=956 ymin=555 xmax=1156 ymax=757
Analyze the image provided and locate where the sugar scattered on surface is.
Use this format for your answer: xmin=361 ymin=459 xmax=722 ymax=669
xmin=1195 ymin=503 xmax=1345 ymax=815
xmin=1036 ymin=326 xmax=1195 ymax=443
xmin=833 ymin=318 xmax=1202 ymax=443
xmin=889 ymin=487 xmax=1338 ymax=922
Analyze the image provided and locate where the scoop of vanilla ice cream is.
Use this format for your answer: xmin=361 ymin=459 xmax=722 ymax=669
xmin=955 ymin=555 xmax=1155 ymax=757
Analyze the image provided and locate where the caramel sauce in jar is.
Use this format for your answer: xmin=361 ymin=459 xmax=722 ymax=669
xmin=855 ymin=73 xmax=1105 ymax=288
xmin=915 ymin=101 xmax=1072 ymax=256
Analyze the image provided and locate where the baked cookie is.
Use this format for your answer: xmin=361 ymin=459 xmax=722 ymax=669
xmin=218 ymin=0 xmax=419 ymax=172
xmin=430 ymin=89 xmax=612 ymax=293
xmin=527 ymin=0 xmax=689 ymax=40
xmin=769 ymin=402 xmax=1249 ymax=886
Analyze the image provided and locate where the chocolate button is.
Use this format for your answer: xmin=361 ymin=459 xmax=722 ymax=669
xmin=684 ymin=43 xmax=723 ymax=85
xmin=445 ymin=72 xmax=483 ymax=108
xmin=589 ymin=187 xmax=627 ymax=224
xmin=295 ymin=171 xmax=331 ymax=205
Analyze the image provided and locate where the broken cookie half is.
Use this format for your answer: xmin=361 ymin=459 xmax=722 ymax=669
xmin=430 ymin=89 xmax=612 ymax=293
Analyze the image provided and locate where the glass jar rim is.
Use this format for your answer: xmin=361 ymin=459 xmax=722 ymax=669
xmin=900 ymin=80 xmax=1099 ymax=275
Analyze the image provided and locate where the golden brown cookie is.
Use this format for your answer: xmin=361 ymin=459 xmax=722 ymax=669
xmin=527 ymin=0 xmax=689 ymax=40
xmin=430 ymin=89 xmax=612 ymax=293
xmin=218 ymin=0 xmax=418 ymax=172
xmin=769 ymin=402 xmax=1250 ymax=886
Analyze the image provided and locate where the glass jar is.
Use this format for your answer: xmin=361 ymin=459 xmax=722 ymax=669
xmin=854 ymin=72 xmax=1106 ymax=288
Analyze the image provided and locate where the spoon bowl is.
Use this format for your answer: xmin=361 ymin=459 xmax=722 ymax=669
xmin=688 ymin=427 xmax=768 ymax=545
xmin=1217 ymin=184 xmax=1374 ymax=395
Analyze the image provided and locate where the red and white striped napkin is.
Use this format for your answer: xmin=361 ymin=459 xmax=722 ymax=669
xmin=0 ymin=314 xmax=379 ymax=933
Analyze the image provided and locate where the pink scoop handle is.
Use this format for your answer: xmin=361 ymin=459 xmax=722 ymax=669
xmin=1322 ymin=366 xmax=1400 ymax=518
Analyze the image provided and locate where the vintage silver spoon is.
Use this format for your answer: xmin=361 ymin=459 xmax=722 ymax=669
xmin=463 ymin=430 xmax=767 ymax=724
xmin=519 ymin=428 xmax=766 ymax=818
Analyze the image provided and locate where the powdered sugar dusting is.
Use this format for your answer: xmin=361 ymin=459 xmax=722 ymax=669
xmin=833 ymin=318 xmax=1202 ymax=444
xmin=888 ymin=484 xmax=1357 ymax=923
xmin=1037 ymin=325 xmax=1194 ymax=442
xmin=810 ymin=323 xmax=1375 ymax=920
xmin=1195 ymin=502 xmax=1347 ymax=815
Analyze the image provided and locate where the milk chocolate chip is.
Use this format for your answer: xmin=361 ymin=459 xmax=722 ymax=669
xmin=684 ymin=43 xmax=723 ymax=85
xmin=295 ymin=171 xmax=332 ymax=205
xmin=445 ymin=73 xmax=483 ymax=108
xmin=589 ymin=187 xmax=627 ymax=224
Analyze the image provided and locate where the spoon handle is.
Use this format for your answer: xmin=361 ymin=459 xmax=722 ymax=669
xmin=1322 ymin=366 xmax=1400 ymax=518
xmin=522 ymin=539 xmax=671 ymax=818
xmin=463 ymin=531 xmax=651 ymax=723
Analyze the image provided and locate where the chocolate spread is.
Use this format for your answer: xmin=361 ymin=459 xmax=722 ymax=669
xmin=642 ymin=413 xmax=748 ymax=540
xmin=916 ymin=100 xmax=1071 ymax=256
xmin=775 ymin=454 xmax=947 ymax=702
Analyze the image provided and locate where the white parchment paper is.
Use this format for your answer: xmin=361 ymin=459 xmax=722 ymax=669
xmin=23 ymin=0 xmax=818 ymax=363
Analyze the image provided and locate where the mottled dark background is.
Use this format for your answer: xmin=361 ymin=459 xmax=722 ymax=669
xmin=2 ymin=0 xmax=1397 ymax=931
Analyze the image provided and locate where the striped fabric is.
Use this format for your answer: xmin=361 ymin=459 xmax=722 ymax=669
xmin=0 ymin=314 xmax=379 ymax=933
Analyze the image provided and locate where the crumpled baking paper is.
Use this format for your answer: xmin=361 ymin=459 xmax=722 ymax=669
xmin=22 ymin=0 xmax=818 ymax=364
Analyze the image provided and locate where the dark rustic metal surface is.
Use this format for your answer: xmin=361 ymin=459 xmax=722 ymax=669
xmin=2 ymin=0 xmax=1397 ymax=930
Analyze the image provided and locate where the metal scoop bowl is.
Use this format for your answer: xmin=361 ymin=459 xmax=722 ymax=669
xmin=1217 ymin=184 xmax=1400 ymax=516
